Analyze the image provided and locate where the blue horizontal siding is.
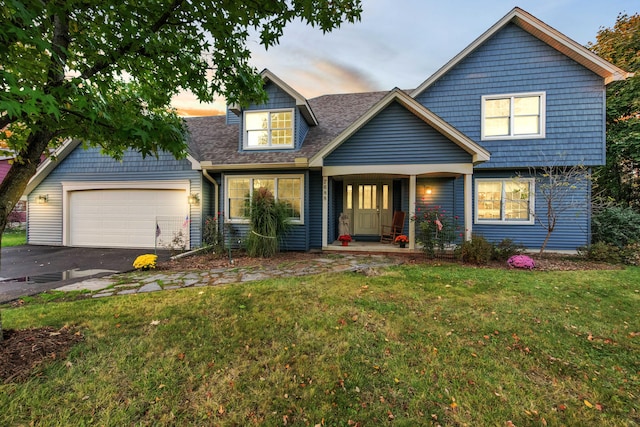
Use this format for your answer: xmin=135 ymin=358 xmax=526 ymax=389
xmin=471 ymin=170 xmax=590 ymax=250
xmin=28 ymin=146 xmax=203 ymax=247
xmin=415 ymin=23 xmax=605 ymax=168
xmin=308 ymin=170 xmax=323 ymax=249
xmin=325 ymin=101 xmax=472 ymax=166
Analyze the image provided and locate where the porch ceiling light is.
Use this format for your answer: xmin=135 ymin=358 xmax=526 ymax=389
xmin=425 ymin=187 xmax=432 ymax=195
xmin=36 ymin=194 xmax=48 ymax=204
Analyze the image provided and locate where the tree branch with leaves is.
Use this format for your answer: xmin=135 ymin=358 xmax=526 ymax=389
xmin=0 ymin=0 xmax=363 ymax=243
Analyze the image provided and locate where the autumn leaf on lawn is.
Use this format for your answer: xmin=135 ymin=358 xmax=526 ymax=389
xmin=584 ymin=399 xmax=593 ymax=408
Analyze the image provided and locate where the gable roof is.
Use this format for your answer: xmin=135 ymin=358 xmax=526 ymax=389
xmin=411 ymin=7 xmax=633 ymax=97
xmin=25 ymin=138 xmax=201 ymax=195
xmin=194 ymin=91 xmax=389 ymax=169
xmin=228 ymin=69 xmax=318 ymax=126
xmin=309 ymin=88 xmax=490 ymax=166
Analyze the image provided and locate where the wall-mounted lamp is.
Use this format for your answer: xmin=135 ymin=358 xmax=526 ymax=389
xmin=187 ymin=193 xmax=200 ymax=205
xmin=425 ymin=187 xmax=432 ymax=195
xmin=36 ymin=194 xmax=48 ymax=204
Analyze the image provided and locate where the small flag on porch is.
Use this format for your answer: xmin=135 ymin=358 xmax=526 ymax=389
xmin=182 ymin=215 xmax=190 ymax=228
xmin=156 ymin=224 xmax=161 ymax=237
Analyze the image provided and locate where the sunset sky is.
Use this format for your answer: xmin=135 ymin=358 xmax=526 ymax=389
xmin=172 ymin=0 xmax=637 ymax=117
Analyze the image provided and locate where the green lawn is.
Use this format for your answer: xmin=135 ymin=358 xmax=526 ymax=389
xmin=1 ymin=264 xmax=639 ymax=426
xmin=1 ymin=228 xmax=26 ymax=247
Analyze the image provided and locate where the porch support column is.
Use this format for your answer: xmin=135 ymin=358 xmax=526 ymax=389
xmin=409 ymin=174 xmax=416 ymax=249
xmin=322 ymin=176 xmax=328 ymax=247
xmin=464 ymin=173 xmax=472 ymax=241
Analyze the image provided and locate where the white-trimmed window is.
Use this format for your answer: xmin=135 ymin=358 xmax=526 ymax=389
xmin=244 ymin=109 xmax=294 ymax=149
xmin=226 ymin=175 xmax=303 ymax=223
xmin=475 ymin=178 xmax=534 ymax=224
xmin=481 ymin=92 xmax=545 ymax=140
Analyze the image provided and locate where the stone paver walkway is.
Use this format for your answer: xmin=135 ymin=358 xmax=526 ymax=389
xmin=54 ymin=253 xmax=404 ymax=298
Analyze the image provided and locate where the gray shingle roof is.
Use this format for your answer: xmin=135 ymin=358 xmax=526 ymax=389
xmin=185 ymin=91 xmax=389 ymax=166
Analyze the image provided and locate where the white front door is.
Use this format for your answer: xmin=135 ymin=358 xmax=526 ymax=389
xmin=346 ymin=181 xmax=392 ymax=236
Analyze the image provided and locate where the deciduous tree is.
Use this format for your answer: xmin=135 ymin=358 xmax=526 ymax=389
xmin=587 ymin=13 xmax=640 ymax=209
xmin=0 ymin=0 xmax=362 ymax=241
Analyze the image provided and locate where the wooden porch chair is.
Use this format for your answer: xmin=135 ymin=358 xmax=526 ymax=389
xmin=380 ymin=211 xmax=406 ymax=243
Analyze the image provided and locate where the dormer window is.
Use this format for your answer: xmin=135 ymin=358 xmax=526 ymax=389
xmin=244 ymin=109 xmax=294 ymax=149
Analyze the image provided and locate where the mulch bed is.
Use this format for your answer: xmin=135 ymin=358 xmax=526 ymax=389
xmin=0 ymin=251 xmax=620 ymax=384
xmin=0 ymin=326 xmax=83 ymax=383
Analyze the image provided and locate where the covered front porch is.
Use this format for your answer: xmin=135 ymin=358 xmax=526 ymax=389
xmin=319 ymin=167 xmax=475 ymax=252
xmin=307 ymin=88 xmax=490 ymax=253
xmin=324 ymin=239 xmax=422 ymax=254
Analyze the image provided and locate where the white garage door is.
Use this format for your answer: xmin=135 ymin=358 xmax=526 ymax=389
xmin=69 ymin=189 xmax=188 ymax=248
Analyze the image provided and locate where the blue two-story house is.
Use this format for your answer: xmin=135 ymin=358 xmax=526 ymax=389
xmin=25 ymin=8 xmax=630 ymax=252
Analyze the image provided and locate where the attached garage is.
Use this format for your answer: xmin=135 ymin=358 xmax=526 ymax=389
xmin=63 ymin=182 xmax=191 ymax=249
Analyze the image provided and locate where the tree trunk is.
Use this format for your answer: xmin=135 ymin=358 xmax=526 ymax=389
xmin=0 ymin=130 xmax=53 ymax=253
xmin=539 ymin=230 xmax=552 ymax=257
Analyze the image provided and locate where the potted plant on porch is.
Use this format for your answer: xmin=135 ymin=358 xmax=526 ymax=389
xmin=395 ymin=235 xmax=409 ymax=248
xmin=338 ymin=234 xmax=352 ymax=246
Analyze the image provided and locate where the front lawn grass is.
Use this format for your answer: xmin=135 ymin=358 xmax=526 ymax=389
xmin=1 ymin=228 xmax=26 ymax=247
xmin=1 ymin=264 xmax=639 ymax=426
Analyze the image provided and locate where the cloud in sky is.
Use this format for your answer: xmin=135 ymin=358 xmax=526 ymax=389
xmin=173 ymin=0 xmax=637 ymax=116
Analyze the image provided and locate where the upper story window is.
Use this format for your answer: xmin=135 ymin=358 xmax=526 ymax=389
xmin=475 ymin=178 xmax=534 ymax=225
xmin=244 ymin=109 xmax=294 ymax=149
xmin=481 ymin=92 xmax=545 ymax=140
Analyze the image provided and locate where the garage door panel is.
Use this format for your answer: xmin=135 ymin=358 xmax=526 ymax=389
xmin=69 ymin=189 xmax=187 ymax=248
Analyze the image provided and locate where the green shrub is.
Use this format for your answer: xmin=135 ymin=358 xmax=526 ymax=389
xmin=245 ymin=187 xmax=291 ymax=258
xmin=202 ymin=216 xmax=225 ymax=254
xmin=456 ymin=235 xmax=493 ymax=265
xmin=578 ymin=242 xmax=623 ymax=264
xmin=413 ymin=205 xmax=461 ymax=258
xmin=592 ymin=206 xmax=640 ymax=247
xmin=623 ymin=243 xmax=640 ymax=266
xmin=492 ymin=238 xmax=525 ymax=261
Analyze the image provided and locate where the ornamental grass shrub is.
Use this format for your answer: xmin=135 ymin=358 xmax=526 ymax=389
xmin=245 ymin=187 xmax=291 ymax=258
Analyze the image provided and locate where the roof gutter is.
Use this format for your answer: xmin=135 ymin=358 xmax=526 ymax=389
xmin=201 ymin=158 xmax=309 ymax=171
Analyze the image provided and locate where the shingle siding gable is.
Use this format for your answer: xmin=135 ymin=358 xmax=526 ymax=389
xmin=415 ymin=23 xmax=605 ymax=168
xmin=325 ymin=101 xmax=472 ymax=166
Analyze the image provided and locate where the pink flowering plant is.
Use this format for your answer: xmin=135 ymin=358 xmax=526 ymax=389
xmin=507 ymin=254 xmax=536 ymax=270
xmin=412 ymin=203 xmax=461 ymax=258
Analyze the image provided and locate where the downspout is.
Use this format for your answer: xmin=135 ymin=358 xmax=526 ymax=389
xmin=203 ymin=169 xmax=232 ymax=262
xmin=202 ymin=169 xmax=219 ymax=217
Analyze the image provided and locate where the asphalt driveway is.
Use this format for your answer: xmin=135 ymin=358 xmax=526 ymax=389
xmin=0 ymin=245 xmax=171 ymax=303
